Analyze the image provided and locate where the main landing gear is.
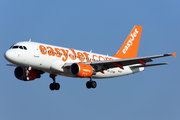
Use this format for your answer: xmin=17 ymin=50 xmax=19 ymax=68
xmin=49 ymin=75 xmax=97 ymax=90
xmin=86 ymin=77 xmax=97 ymax=89
xmin=49 ymin=74 xmax=60 ymax=91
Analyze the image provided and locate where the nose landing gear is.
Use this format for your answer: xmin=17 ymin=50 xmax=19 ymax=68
xmin=23 ymin=67 xmax=31 ymax=81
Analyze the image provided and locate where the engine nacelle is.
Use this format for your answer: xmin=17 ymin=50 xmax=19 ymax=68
xmin=70 ymin=63 xmax=94 ymax=78
xmin=14 ymin=66 xmax=38 ymax=81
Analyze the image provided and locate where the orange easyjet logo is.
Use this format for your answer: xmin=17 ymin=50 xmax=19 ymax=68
xmin=123 ymin=28 xmax=138 ymax=54
xmin=39 ymin=45 xmax=113 ymax=62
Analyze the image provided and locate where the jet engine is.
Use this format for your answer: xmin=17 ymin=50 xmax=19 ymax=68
xmin=14 ymin=66 xmax=40 ymax=81
xmin=70 ymin=63 xmax=94 ymax=77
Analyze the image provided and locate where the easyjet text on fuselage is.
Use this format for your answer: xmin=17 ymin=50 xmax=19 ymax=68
xmin=39 ymin=45 xmax=113 ymax=62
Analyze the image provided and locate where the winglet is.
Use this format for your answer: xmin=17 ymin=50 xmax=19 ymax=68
xmin=172 ymin=52 xmax=177 ymax=58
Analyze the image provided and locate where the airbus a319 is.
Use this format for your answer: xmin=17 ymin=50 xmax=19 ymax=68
xmin=4 ymin=25 xmax=176 ymax=91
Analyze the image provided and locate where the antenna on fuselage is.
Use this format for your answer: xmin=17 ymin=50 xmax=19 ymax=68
xmin=29 ymin=39 xmax=31 ymax=42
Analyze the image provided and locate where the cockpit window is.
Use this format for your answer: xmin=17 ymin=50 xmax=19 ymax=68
xmin=11 ymin=45 xmax=27 ymax=50
xmin=23 ymin=46 xmax=27 ymax=50
xmin=12 ymin=46 xmax=19 ymax=49
xmin=19 ymin=46 xmax=23 ymax=49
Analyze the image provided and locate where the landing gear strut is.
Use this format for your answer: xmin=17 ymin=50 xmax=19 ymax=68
xmin=86 ymin=77 xmax=97 ymax=89
xmin=23 ymin=67 xmax=31 ymax=81
xmin=49 ymin=74 xmax=60 ymax=91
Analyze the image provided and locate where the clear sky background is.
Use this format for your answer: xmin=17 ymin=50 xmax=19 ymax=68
xmin=0 ymin=0 xmax=179 ymax=120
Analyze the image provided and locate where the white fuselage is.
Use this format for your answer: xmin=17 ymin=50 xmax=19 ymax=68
xmin=4 ymin=41 xmax=144 ymax=79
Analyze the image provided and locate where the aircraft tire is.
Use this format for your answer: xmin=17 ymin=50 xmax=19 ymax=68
xmin=23 ymin=76 xmax=29 ymax=81
xmin=49 ymin=83 xmax=55 ymax=90
xmin=54 ymin=83 xmax=60 ymax=90
xmin=91 ymin=81 xmax=97 ymax=88
xmin=49 ymin=83 xmax=60 ymax=90
xmin=86 ymin=81 xmax=92 ymax=89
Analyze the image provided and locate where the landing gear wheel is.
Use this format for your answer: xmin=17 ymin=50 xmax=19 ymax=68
xmin=49 ymin=83 xmax=60 ymax=91
xmin=49 ymin=83 xmax=55 ymax=91
xmin=49 ymin=74 xmax=60 ymax=91
xmin=91 ymin=81 xmax=97 ymax=88
xmin=23 ymin=76 xmax=29 ymax=81
xmin=86 ymin=81 xmax=92 ymax=89
xmin=86 ymin=81 xmax=97 ymax=89
xmin=54 ymin=83 xmax=60 ymax=90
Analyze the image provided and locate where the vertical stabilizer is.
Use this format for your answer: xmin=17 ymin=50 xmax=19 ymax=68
xmin=113 ymin=25 xmax=142 ymax=59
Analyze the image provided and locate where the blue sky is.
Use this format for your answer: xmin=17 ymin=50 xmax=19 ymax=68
xmin=0 ymin=0 xmax=179 ymax=120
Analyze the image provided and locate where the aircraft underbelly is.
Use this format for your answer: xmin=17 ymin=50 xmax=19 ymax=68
xmin=93 ymin=66 xmax=144 ymax=79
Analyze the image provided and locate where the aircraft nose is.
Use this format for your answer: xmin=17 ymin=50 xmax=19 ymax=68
xmin=4 ymin=50 xmax=14 ymax=62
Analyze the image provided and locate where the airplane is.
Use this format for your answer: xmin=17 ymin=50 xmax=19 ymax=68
xmin=4 ymin=25 xmax=176 ymax=91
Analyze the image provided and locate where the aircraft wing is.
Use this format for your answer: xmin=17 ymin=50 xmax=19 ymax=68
xmin=64 ymin=52 xmax=176 ymax=70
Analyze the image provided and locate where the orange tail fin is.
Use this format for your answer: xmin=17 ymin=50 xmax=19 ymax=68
xmin=113 ymin=25 xmax=143 ymax=59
